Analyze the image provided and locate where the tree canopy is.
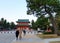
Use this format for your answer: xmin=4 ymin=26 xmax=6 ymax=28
xmin=35 ymin=15 xmax=49 ymax=29
xmin=26 ymin=0 xmax=60 ymax=34
xmin=26 ymin=0 xmax=60 ymax=16
xmin=0 ymin=18 xmax=15 ymax=30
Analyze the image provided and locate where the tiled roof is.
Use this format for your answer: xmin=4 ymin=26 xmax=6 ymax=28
xmin=16 ymin=19 xmax=30 ymax=23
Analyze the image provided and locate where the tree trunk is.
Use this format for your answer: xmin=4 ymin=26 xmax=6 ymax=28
xmin=44 ymin=5 xmax=58 ymax=34
xmin=49 ymin=16 xmax=58 ymax=34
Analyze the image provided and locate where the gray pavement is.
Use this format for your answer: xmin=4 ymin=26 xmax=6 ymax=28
xmin=12 ymin=34 xmax=44 ymax=43
xmin=12 ymin=32 xmax=60 ymax=43
xmin=0 ymin=31 xmax=15 ymax=43
xmin=43 ymin=38 xmax=60 ymax=43
xmin=0 ymin=31 xmax=38 ymax=43
xmin=0 ymin=31 xmax=60 ymax=43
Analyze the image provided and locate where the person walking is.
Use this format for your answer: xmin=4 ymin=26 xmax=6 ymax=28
xmin=19 ymin=28 xmax=22 ymax=40
xmin=23 ymin=29 xmax=26 ymax=36
xmin=15 ymin=30 xmax=19 ymax=40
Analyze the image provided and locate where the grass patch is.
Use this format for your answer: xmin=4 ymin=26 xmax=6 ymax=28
xmin=50 ymin=41 xmax=60 ymax=43
xmin=37 ymin=34 xmax=60 ymax=39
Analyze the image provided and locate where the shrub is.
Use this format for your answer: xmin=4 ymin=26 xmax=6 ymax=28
xmin=43 ymin=32 xmax=54 ymax=34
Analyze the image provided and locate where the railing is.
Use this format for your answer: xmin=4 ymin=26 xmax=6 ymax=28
xmin=0 ymin=31 xmax=15 ymax=34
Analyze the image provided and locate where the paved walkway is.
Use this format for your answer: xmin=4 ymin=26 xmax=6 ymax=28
xmin=12 ymin=34 xmax=45 ymax=43
xmin=0 ymin=31 xmax=15 ymax=43
xmin=12 ymin=32 xmax=60 ymax=43
xmin=0 ymin=31 xmax=60 ymax=43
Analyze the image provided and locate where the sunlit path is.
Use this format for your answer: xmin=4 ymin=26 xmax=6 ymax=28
xmin=12 ymin=34 xmax=44 ymax=43
xmin=0 ymin=31 xmax=60 ymax=43
xmin=12 ymin=31 xmax=60 ymax=43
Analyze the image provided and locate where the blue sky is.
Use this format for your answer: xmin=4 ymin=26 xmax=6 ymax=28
xmin=0 ymin=0 xmax=37 ymax=24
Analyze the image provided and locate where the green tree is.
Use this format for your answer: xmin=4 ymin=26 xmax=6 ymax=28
xmin=0 ymin=18 xmax=5 ymax=30
xmin=26 ymin=0 xmax=60 ymax=34
xmin=6 ymin=22 xmax=10 ymax=30
xmin=1 ymin=18 xmax=4 ymax=28
xmin=35 ymin=15 xmax=49 ymax=30
xmin=3 ymin=20 xmax=7 ymax=28
xmin=1 ymin=18 xmax=4 ymax=22
xmin=56 ymin=15 xmax=60 ymax=30
xmin=31 ymin=20 xmax=36 ymax=30
xmin=10 ymin=22 xmax=15 ymax=30
xmin=0 ymin=18 xmax=16 ymax=30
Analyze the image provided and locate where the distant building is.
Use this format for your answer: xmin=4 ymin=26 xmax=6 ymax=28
xmin=16 ymin=19 xmax=30 ymax=30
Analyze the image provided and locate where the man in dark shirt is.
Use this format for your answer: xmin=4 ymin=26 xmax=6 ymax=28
xmin=15 ymin=30 xmax=19 ymax=40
